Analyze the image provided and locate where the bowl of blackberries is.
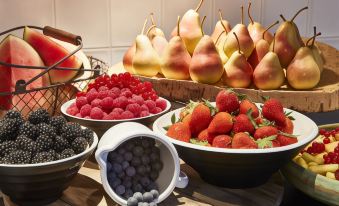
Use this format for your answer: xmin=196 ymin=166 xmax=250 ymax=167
xmin=0 ymin=109 xmax=98 ymax=206
xmin=96 ymin=122 xmax=184 ymax=206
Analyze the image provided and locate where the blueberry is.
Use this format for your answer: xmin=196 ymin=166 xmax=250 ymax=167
xmin=107 ymin=171 xmax=117 ymax=181
xmin=122 ymin=161 xmax=130 ymax=170
xmin=115 ymin=185 xmax=125 ymax=195
xmin=145 ymin=165 xmax=151 ymax=173
xmin=144 ymin=148 xmax=152 ymax=154
xmin=123 ymin=178 xmax=132 ymax=188
xmin=137 ymin=165 xmax=146 ymax=175
xmin=124 ymin=152 xmax=133 ymax=161
xmin=152 ymin=161 xmax=163 ymax=172
xmin=106 ymin=162 xmax=112 ymax=172
xmin=132 ymin=174 xmax=142 ymax=184
xmin=126 ymin=166 xmax=136 ymax=177
xmin=113 ymin=163 xmax=123 ymax=173
xmin=140 ymin=177 xmax=150 ymax=187
xmin=115 ymin=154 xmax=124 ymax=163
xmin=118 ymin=171 xmax=125 ymax=179
xmin=151 ymin=147 xmax=160 ymax=155
xmin=127 ymin=197 xmax=138 ymax=206
xmin=133 ymin=184 xmax=143 ymax=193
xmin=150 ymin=171 xmax=159 ymax=181
xmin=150 ymin=153 xmax=159 ymax=162
xmin=118 ymin=147 xmax=126 ymax=155
xmin=133 ymin=192 xmax=143 ymax=202
xmin=108 ymin=151 xmax=118 ymax=162
xmin=124 ymin=141 xmax=135 ymax=151
xmin=150 ymin=190 xmax=159 ymax=199
xmin=149 ymin=203 xmax=157 ymax=206
xmin=124 ymin=189 xmax=134 ymax=199
xmin=143 ymin=192 xmax=153 ymax=203
xmin=131 ymin=157 xmax=142 ymax=167
xmin=133 ymin=146 xmax=144 ymax=156
xmin=141 ymin=138 xmax=151 ymax=148
xmin=141 ymin=155 xmax=150 ymax=165
xmin=109 ymin=178 xmax=121 ymax=189
xmin=146 ymin=182 xmax=158 ymax=191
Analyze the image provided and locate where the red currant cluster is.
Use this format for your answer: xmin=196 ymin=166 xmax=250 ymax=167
xmin=335 ymin=169 xmax=339 ymax=180
xmin=323 ymin=145 xmax=339 ymax=164
xmin=319 ymin=128 xmax=339 ymax=138
xmin=306 ymin=142 xmax=325 ymax=154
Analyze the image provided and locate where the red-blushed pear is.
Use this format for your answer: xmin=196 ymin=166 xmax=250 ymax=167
xmin=224 ymin=32 xmax=253 ymax=88
xmin=146 ymin=25 xmax=168 ymax=58
xmin=247 ymin=2 xmax=273 ymax=45
xmin=253 ymin=33 xmax=285 ymax=90
xmin=122 ymin=43 xmax=136 ymax=74
xmin=161 ymin=16 xmax=191 ymax=80
xmin=189 ymin=16 xmax=224 ymax=84
xmin=224 ymin=6 xmax=254 ymax=58
xmin=170 ymin=0 xmax=205 ymax=55
xmin=248 ymin=20 xmax=279 ymax=69
xmin=287 ymin=32 xmax=321 ymax=89
xmin=132 ymin=19 xmax=161 ymax=77
xmin=308 ymin=26 xmax=324 ymax=73
xmin=215 ymin=31 xmax=228 ymax=65
xmin=147 ymin=13 xmax=165 ymax=40
xmin=270 ymin=7 xmax=307 ymax=68
xmin=211 ymin=9 xmax=231 ymax=43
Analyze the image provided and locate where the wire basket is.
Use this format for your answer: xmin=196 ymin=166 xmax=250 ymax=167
xmin=0 ymin=26 xmax=109 ymax=118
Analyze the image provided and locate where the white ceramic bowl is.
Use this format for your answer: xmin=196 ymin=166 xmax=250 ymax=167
xmin=61 ymin=97 xmax=171 ymax=137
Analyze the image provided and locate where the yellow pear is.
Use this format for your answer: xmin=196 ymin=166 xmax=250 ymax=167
xmin=147 ymin=13 xmax=165 ymax=40
xmin=215 ymin=31 xmax=228 ymax=65
xmin=123 ymin=43 xmax=136 ymax=74
xmin=211 ymin=9 xmax=231 ymax=43
xmin=132 ymin=19 xmax=161 ymax=77
xmin=307 ymin=27 xmax=324 ymax=73
xmin=161 ymin=16 xmax=191 ymax=80
xmin=224 ymin=6 xmax=254 ymax=58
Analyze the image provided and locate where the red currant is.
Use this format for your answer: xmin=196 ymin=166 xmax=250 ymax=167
xmin=323 ymin=137 xmax=331 ymax=144
xmin=331 ymin=130 xmax=337 ymax=136
xmin=335 ymin=170 xmax=339 ymax=180
xmin=319 ymin=129 xmax=327 ymax=135
xmin=324 ymin=132 xmax=330 ymax=138
xmin=334 ymin=146 xmax=339 ymax=153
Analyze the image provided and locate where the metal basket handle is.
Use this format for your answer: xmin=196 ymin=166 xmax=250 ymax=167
xmin=43 ymin=26 xmax=81 ymax=46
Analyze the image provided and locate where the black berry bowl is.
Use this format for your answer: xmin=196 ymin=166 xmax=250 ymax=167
xmin=0 ymin=128 xmax=98 ymax=206
xmin=61 ymin=98 xmax=171 ymax=137
xmin=153 ymin=105 xmax=319 ymax=188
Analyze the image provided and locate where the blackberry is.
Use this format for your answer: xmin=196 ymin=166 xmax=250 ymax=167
xmin=28 ymin=108 xmax=50 ymax=125
xmin=4 ymin=110 xmax=23 ymax=122
xmin=19 ymin=122 xmax=38 ymax=140
xmin=71 ymin=137 xmax=88 ymax=154
xmin=36 ymin=123 xmax=56 ymax=138
xmin=60 ymin=148 xmax=75 ymax=159
xmin=0 ymin=140 xmax=17 ymax=157
xmin=0 ymin=118 xmax=21 ymax=140
xmin=35 ymin=134 xmax=54 ymax=152
xmin=32 ymin=151 xmax=54 ymax=164
xmin=16 ymin=135 xmax=36 ymax=153
xmin=80 ymin=128 xmax=94 ymax=145
xmin=54 ymin=136 xmax=69 ymax=152
xmin=3 ymin=150 xmax=31 ymax=164
xmin=50 ymin=116 xmax=67 ymax=135
xmin=61 ymin=123 xmax=82 ymax=142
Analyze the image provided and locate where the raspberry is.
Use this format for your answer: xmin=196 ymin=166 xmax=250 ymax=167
xmin=80 ymin=104 xmax=92 ymax=117
xmin=98 ymin=90 xmax=109 ymax=99
xmin=109 ymin=112 xmax=121 ymax=120
xmin=127 ymin=98 xmax=137 ymax=105
xmin=91 ymin=99 xmax=102 ymax=108
xmin=98 ymin=86 xmax=109 ymax=92
xmin=108 ymin=90 xmax=119 ymax=99
xmin=145 ymin=100 xmax=156 ymax=111
xmin=121 ymin=90 xmax=132 ymax=98
xmin=126 ymin=103 xmax=141 ymax=117
xmin=111 ymin=87 xmax=121 ymax=95
xmin=103 ymin=113 xmax=112 ymax=120
xmin=112 ymin=108 xmax=124 ymax=114
xmin=113 ymin=96 xmax=128 ymax=109
xmin=120 ymin=111 xmax=134 ymax=119
xmin=76 ymin=96 xmax=87 ymax=109
xmin=140 ymin=104 xmax=149 ymax=112
xmin=132 ymin=95 xmax=144 ymax=105
xmin=90 ymin=107 xmax=104 ymax=119
xmin=140 ymin=111 xmax=150 ymax=117
xmin=88 ymin=88 xmax=97 ymax=93
xmin=150 ymin=107 xmax=162 ymax=114
xmin=155 ymin=99 xmax=167 ymax=111
xmin=67 ymin=105 xmax=79 ymax=116
xmin=75 ymin=113 xmax=82 ymax=118
xmin=86 ymin=91 xmax=98 ymax=103
xmin=100 ymin=97 xmax=114 ymax=110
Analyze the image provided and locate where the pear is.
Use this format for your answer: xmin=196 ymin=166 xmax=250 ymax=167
xmin=247 ymin=2 xmax=274 ymax=45
xmin=307 ymin=26 xmax=324 ymax=73
xmin=132 ymin=19 xmax=161 ymax=77
xmin=253 ymin=34 xmax=285 ymax=90
xmin=170 ymin=0 xmax=205 ymax=55
xmin=123 ymin=43 xmax=136 ymax=74
xmin=189 ymin=16 xmax=224 ymax=84
xmin=215 ymin=31 xmax=228 ymax=65
xmin=270 ymin=7 xmax=308 ymax=68
xmin=161 ymin=16 xmax=191 ymax=80
xmin=224 ymin=6 xmax=254 ymax=58
xmin=287 ymin=32 xmax=321 ymax=90
xmin=147 ymin=13 xmax=165 ymax=40
xmin=146 ymin=14 xmax=168 ymax=58
xmin=248 ymin=20 xmax=279 ymax=69
xmin=224 ymin=32 xmax=253 ymax=88
xmin=211 ymin=9 xmax=231 ymax=43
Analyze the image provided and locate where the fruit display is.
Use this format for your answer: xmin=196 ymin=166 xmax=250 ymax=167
xmin=0 ymin=109 xmax=94 ymax=164
xmin=165 ymin=90 xmax=297 ymax=149
xmin=122 ymin=1 xmax=326 ymax=90
xmin=106 ymin=137 xmax=162 ymax=205
xmin=66 ymin=72 xmax=167 ymax=120
xmin=293 ymin=127 xmax=339 ymax=180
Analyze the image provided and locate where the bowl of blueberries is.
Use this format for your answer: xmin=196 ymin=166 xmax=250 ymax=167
xmin=95 ymin=122 xmax=187 ymax=206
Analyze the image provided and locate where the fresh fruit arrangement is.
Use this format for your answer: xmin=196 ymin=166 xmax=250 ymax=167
xmin=123 ymin=1 xmax=325 ymax=90
xmin=106 ymin=137 xmax=162 ymax=205
xmin=0 ymin=109 xmax=94 ymax=164
xmin=294 ymin=127 xmax=339 ymax=180
xmin=165 ymin=90 xmax=297 ymax=149
xmin=66 ymin=72 xmax=167 ymax=120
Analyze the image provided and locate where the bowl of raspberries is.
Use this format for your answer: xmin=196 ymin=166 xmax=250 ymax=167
xmin=0 ymin=109 xmax=98 ymax=205
xmin=153 ymin=90 xmax=318 ymax=188
xmin=61 ymin=73 xmax=171 ymax=137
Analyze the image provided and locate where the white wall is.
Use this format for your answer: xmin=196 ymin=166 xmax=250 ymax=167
xmin=0 ymin=0 xmax=338 ymax=65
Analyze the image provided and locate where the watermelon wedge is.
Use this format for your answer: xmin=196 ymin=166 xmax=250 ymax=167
xmin=23 ymin=27 xmax=83 ymax=84
xmin=0 ymin=35 xmax=49 ymax=110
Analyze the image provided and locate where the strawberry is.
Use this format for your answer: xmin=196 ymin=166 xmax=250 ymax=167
xmin=216 ymin=90 xmax=240 ymax=113
xmin=262 ymin=98 xmax=286 ymax=126
xmin=232 ymin=114 xmax=255 ymax=134
xmin=239 ymin=99 xmax=259 ymax=118
xmin=182 ymin=113 xmax=192 ymax=127
xmin=167 ymin=122 xmax=191 ymax=142
xmin=277 ymin=134 xmax=298 ymax=146
xmin=272 ymin=140 xmax=281 ymax=147
xmin=278 ymin=117 xmax=294 ymax=134
xmin=207 ymin=112 xmax=233 ymax=134
xmin=212 ymin=135 xmax=232 ymax=148
xmin=232 ymin=133 xmax=258 ymax=149
xmin=255 ymin=117 xmax=263 ymax=125
xmin=254 ymin=126 xmax=278 ymax=140
xmin=197 ymin=129 xmax=216 ymax=144
xmin=189 ymin=103 xmax=213 ymax=136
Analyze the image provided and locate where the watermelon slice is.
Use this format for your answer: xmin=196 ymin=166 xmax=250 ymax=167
xmin=0 ymin=35 xmax=49 ymax=110
xmin=23 ymin=27 xmax=83 ymax=84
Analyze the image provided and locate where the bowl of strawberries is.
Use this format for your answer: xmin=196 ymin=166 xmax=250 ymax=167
xmin=61 ymin=73 xmax=171 ymax=137
xmin=153 ymin=90 xmax=318 ymax=188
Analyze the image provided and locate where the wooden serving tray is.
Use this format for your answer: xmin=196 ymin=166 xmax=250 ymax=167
xmin=110 ymin=41 xmax=339 ymax=113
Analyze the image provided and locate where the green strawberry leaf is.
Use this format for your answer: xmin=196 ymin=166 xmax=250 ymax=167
xmin=163 ymin=125 xmax=171 ymax=131
xmin=190 ymin=138 xmax=209 ymax=146
xmin=171 ymin=113 xmax=177 ymax=124
xmin=288 ymin=116 xmax=295 ymax=120
xmin=284 ymin=111 xmax=295 ymax=121
xmin=279 ymin=132 xmax=298 ymax=138
xmin=256 ymin=135 xmax=277 ymax=149
xmin=261 ymin=95 xmax=270 ymax=102
xmin=236 ymin=93 xmax=247 ymax=101
xmin=259 ymin=118 xmax=275 ymax=127
xmin=202 ymin=98 xmax=218 ymax=116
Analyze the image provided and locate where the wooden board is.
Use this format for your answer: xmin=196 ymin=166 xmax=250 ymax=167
xmin=109 ymin=41 xmax=339 ymax=112
xmin=0 ymin=160 xmax=284 ymax=206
